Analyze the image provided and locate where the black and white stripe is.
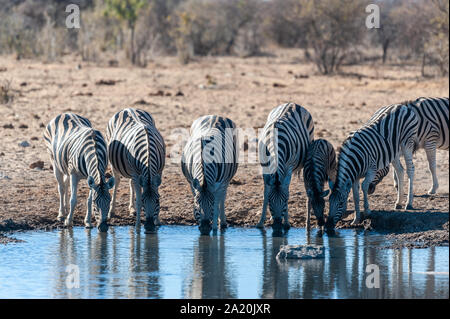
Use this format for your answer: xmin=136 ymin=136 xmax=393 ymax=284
xmin=370 ymin=97 xmax=449 ymax=195
xmin=44 ymin=113 xmax=115 ymax=231
xmin=257 ymin=103 xmax=314 ymax=231
xmin=181 ymin=115 xmax=239 ymax=235
xmin=106 ymin=108 xmax=166 ymax=232
xmin=326 ymin=103 xmax=418 ymax=230
xmin=303 ymin=139 xmax=336 ymax=230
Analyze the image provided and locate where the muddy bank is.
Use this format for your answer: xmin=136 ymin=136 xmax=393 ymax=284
xmin=366 ymin=211 xmax=449 ymax=249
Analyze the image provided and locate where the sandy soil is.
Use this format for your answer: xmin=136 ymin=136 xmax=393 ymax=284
xmin=0 ymin=49 xmax=448 ymax=247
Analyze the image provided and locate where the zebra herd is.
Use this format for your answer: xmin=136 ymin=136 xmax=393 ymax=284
xmin=44 ymin=97 xmax=449 ymax=235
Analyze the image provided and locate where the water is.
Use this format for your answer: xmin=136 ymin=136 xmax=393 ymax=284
xmin=0 ymin=226 xmax=448 ymax=299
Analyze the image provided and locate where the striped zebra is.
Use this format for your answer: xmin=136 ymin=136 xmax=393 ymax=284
xmin=106 ymin=108 xmax=166 ymax=233
xmin=43 ymin=113 xmax=115 ymax=232
xmin=181 ymin=115 xmax=239 ymax=235
xmin=369 ymin=97 xmax=449 ymax=195
xmin=326 ymin=103 xmax=418 ymax=231
xmin=257 ymin=103 xmax=314 ymax=232
xmin=303 ymin=139 xmax=336 ymax=231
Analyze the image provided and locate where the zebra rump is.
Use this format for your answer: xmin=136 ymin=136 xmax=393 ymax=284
xmin=181 ymin=115 xmax=239 ymax=235
xmin=106 ymin=108 xmax=165 ymax=232
xmin=44 ymin=113 xmax=114 ymax=232
xmin=258 ymin=102 xmax=314 ymax=232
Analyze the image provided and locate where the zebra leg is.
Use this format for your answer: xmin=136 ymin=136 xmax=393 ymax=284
xmin=84 ymin=189 xmax=93 ymax=228
xmin=54 ymin=166 xmax=66 ymax=222
xmin=64 ymin=175 xmax=70 ymax=215
xmin=393 ymin=169 xmax=399 ymax=191
xmin=283 ymin=206 xmax=291 ymax=230
xmin=425 ymin=144 xmax=438 ymax=195
xmin=133 ymin=179 xmax=142 ymax=229
xmin=351 ymin=181 xmax=361 ymax=225
xmin=256 ymin=190 xmax=268 ymax=228
xmin=129 ymin=179 xmax=137 ymax=216
xmin=392 ymin=157 xmax=405 ymax=210
xmin=306 ymin=197 xmax=312 ymax=232
xmin=219 ymin=187 xmax=228 ymax=229
xmin=212 ymin=195 xmax=220 ymax=232
xmin=108 ymin=169 xmax=120 ymax=219
xmin=362 ymin=170 xmax=376 ymax=217
xmin=404 ymin=149 xmax=415 ymax=210
xmin=65 ymin=174 xmax=80 ymax=227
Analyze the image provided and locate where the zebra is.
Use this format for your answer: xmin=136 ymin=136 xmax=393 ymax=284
xmin=369 ymin=97 xmax=449 ymax=196
xmin=43 ymin=113 xmax=115 ymax=232
xmin=303 ymin=139 xmax=337 ymax=231
xmin=181 ymin=115 xmax=239 ymax=235
xmin=326 ymin=103 xmax=418 ymax=231
xmin=257 ymin=103 xmax=314 ymax=232
xmin=106 ymin=108 xmax=166 ymax=233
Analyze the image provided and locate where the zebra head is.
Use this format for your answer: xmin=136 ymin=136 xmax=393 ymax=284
xmin=326 ymin=180 xmax=351 ymax=232
xmin=192 ymin=178 xmax=214 ymax=235
xmin=264 ymin=173 xmax=291 ymax=232
xmin=87 ymin=175 xmax=115 ymax=232
xmin=306 ymin=188 xmax=330 ymax=227
xmin=140 ymin=174 xmax=162 ymax=233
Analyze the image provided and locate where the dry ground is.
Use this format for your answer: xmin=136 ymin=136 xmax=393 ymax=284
xmin=0 ymin=49 xmax=448 ymax=247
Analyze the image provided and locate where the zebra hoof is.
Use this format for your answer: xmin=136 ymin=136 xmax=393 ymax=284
xmin=395 ymin=204 xmax=402 ymax=210
xmin=427 ymin=189 xmax=437 ymax=195
xmin=64 ymin=219 xmax=73 ymax=227
xmin=256 ymin=222 xmax=265 ymax=229
xmin=220 ymin=223 xmax=228 ymax=229
xmin=283 ymin=223 xmax=291 ymax=230
xmin=57 ymin=215 xmax=65 ymax=222
xmin=84 ymin=224 xmax=93 ymax=229
xmin=405 ymin=204 xmax=414 ymax=210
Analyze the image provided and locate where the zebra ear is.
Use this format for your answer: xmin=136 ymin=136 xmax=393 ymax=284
xmin=151 ymin=175 xmax=162 ymax=187
xmin=87 ymin=176 xmax=96 ymax=189
xmin=192 ymin=179 xmax=201 ymax=191
xmin=321 ymin=189 xmax=330 ymax=198
xmin=106 ymin=176 xmax=115 ymax=189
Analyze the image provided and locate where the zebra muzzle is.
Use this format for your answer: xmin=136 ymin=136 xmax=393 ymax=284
xmin=98 ymin=221 xmax=108 ymax=233
xmin=144 ymin=218 xmax=156 ymax=233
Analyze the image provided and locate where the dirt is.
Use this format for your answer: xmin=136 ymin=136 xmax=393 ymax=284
xmin=0 ymin=49 xmax=448 ymax=248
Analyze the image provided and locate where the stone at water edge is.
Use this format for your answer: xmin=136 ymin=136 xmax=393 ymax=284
xmin=276 ymin=244 xmax=325 ymax=260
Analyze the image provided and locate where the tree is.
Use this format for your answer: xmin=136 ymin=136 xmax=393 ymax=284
xmin=372 ymin=0 xmax=401 ymax=64
xmin=300 ymin=0 xmax=367 ymax=74
xmin=104 ymin=0 xmax=147 ymax=65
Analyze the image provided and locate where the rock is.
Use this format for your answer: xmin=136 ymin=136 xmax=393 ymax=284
xmin=276 ymin=244 xmax=325 ymax=260
xmin=18 ymin=141 xmax=30 ymax=147
xmin=3 ymin=123 xmax=14 ymax=129
xmin=30 ymin=161 xmax=44 ymax=170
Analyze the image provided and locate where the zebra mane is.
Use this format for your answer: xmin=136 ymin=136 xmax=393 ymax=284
xmin=86 ymin=128 xmax=104 ymax=185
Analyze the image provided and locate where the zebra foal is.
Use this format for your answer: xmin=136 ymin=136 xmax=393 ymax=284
xmin=181 ymin=115 xmax=239 ymax=235
xmin=303 ymin=139 xmax=337 ymax=231
xmin=106 ymin=108 xmax=166 ymax=233
xmin=257 ymin=103 xmax=314 ymax=232
xmin=44 ymin=113 xmax=115 ymax=232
